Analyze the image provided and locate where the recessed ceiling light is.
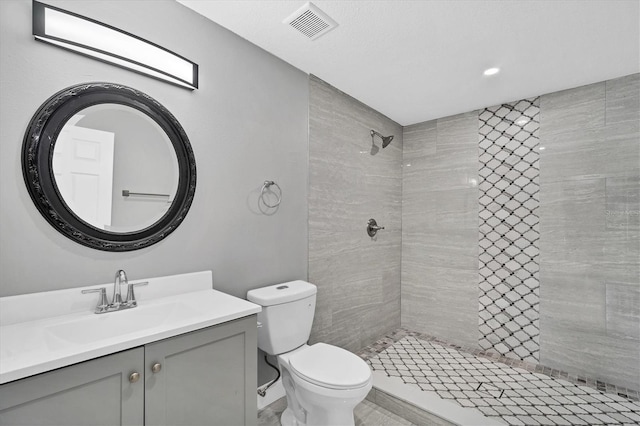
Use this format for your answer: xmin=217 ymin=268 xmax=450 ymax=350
xmin=539 ymin=146 xmax=546 ymax=150
xmin=516 ymin=117 xmax=529 ymax=125
xmin=483 ymin=67 xmax=500 ymax=76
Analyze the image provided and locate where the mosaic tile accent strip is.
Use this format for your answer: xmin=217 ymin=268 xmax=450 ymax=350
xmin=358 ymin=328 xmax=639 ymax=400
xmin=478 ymin=98 xmax=541 ymax=363
xmin=367 ymin=336 xmax=640 ymax=425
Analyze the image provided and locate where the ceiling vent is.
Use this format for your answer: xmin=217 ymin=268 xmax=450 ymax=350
xmin=283 ymin=2 xmax=338 ymax=41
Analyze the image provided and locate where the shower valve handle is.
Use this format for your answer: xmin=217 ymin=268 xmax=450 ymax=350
xmin=367 ymin=218 xmax=385 ymax=237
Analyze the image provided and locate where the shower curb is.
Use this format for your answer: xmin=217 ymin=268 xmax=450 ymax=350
xmin=366 ymin=386 xmax=458 ymax=426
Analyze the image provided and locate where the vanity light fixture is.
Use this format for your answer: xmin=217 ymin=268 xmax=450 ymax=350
xmin=32 ymin=1 xmax=198 ymax=90
xmin=483 ymin=67 xmax=500 ymax=76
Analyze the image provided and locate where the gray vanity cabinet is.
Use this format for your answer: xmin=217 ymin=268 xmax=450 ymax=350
xmin=0 ymin=347 xmax=145 ymax=426
xmin=0 ymin=316 xmax=257 ymax=426
xmin=145 ymin=315 xmax=258 ymax=426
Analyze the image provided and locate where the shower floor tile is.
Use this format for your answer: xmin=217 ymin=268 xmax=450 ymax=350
xmin=364 ymin=335 xmax=640 ymax=425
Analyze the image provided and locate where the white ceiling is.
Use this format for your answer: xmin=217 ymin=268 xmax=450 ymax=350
xmin=178 ymin=0 xmax=640 ymax=126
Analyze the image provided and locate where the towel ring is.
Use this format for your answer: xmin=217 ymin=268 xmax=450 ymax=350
xmin=260 ymin=180 xmax=281 ymax=208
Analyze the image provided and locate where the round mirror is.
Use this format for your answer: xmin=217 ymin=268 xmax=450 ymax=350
xmin=52 ymin=104 xmax=179 ymax=233
xmin=22 ymin=83 xmax=196 ymax=251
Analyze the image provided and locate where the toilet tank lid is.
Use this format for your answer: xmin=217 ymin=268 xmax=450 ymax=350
xmin=246 ymin=280 xmax=317 ymax=306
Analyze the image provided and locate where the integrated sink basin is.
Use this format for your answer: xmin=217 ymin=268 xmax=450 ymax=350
xmin=45 ymin=300 xmax=198 ymax=346
xmin=0 ymin=271 xmax=261 ymax=384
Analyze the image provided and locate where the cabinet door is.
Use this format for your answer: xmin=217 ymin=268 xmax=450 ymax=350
xmin=145 ymin=316 xmax=257 ymax=426
xmin=0 ymin=347 xmax=144 ymax=426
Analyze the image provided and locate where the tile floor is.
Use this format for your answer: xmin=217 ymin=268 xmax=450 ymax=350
xmin=258 ymin=396 xmax=416 ymax=426
xmin=359 ymin=329 xmax=639 ymax=401
xmin=365 ymin=335 xmax=640 ymax=425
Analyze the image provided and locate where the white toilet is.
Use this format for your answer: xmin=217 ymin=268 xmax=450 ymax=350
xmin=247 ymin=280 xmax=372 ymax=426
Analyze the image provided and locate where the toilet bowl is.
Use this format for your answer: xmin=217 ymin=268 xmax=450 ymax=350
xmin=278 ymin=343 xmax=372 ymax=426
xmin=246 ymin=281 xmax=373 ymax=426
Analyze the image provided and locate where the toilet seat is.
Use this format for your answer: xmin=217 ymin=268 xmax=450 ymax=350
xmin=288 ymin=343 xmax=371 ymax=390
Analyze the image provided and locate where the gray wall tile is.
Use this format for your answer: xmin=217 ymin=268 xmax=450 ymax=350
xmin=539 ymin=261 xmax=607 ymax=334
xmin=403 ymin=152 xmax=477 ymax=192
xmin=605 ymin=282 xmax=640 ymax=339
xmin=539 ymin=126 xmax=639 ymax=183
xmin=401 ymin=111 xmax=479 ymax=348
xmin=540 ymin=322 xmax=640 ymax=390
xmin=606 ymin=73 xmax=640 ymax=125
xmin=539 ymin=82 xmax=605 ymax=134
xmin=403 ymin=121 xmax=437 ymax=157
xmin=539 ymin=74 xmax=640 ymax=391
xmin=403 ymin=188 xmax=478 ymax=230
xmin=436 ymin=112 xmax=479 ymax=153
xmin=606 ymin=176 xmax=640 ymax=231
xmin=401 ymin=264 xmax=479 ymax=346
xmin=308 ymin=76 xmax=402 ymax=352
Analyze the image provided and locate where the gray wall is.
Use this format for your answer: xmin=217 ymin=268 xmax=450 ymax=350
xmin=401 ymin=74 xmax=639 ymax=391
xmin=0 ymin=0 xmax=308 ymax=299
xmin=538 ymin=74 xmax=639 ymax=391
xmin=308 ymin=76 xmax=402 ymax=352
xmin=401 ymin=113 xmax=480 ymax=347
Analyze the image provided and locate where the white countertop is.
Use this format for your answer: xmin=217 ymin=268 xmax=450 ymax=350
xmin=0 ymin=271 xmax=261 ymax=384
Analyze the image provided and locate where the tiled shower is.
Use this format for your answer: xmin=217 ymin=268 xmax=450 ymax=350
xmin=308 ymin=72 xmax=639 ymax=401
xmin=477 ymin=98 xmax=541 ymax=364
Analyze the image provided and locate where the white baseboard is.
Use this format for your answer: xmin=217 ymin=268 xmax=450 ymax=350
xmin=257 ymin=378 xmax=285 ymax=410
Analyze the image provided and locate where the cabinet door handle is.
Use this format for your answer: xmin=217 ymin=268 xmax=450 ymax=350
xmin=129 ymin=372 xmax=140 ymax=383
xmin=151 ymin=363 xmax=162 ymax=373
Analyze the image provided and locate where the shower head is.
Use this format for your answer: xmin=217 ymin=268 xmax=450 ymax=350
xmin=370 ymin=130 xmax=394 ymax=148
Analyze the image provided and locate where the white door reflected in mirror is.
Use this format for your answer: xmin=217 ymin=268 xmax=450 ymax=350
xmin=52 ymin=104 xmax=179 ymax=233
xmin=53 ymin=123 xmax=115 ymax=229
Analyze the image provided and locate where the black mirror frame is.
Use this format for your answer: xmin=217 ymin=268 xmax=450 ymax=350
xmin=22 ymin=82 xmax=196 ymax=251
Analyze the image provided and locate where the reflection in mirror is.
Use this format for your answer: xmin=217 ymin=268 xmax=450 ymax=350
xmin=52 ymin=105 xmax=179 ymax=233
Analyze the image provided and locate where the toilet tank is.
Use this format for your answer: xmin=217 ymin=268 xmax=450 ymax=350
xmin=246 ymin=281 xmax=317 ymax=355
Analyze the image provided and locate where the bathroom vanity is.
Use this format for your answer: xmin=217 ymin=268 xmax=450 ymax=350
xmin=0 ymin=271 xmax=261 ymax=426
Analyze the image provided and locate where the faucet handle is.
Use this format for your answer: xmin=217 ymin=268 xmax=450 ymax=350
xmin=82 ymin=287 xmax=109 ymax=314
xmin=125 ymin=282 xmax=148 ymax=307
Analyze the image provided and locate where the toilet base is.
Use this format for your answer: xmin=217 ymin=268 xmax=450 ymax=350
xmin=280 ymin=404 xmax=356 ymax=426
xmin=276 ymin=344 xmax=372 ymax=426
xmin=280 ymin=407 xmax=297 ymax=426
xmin=278 ymin=360 xmax=366 ymax=426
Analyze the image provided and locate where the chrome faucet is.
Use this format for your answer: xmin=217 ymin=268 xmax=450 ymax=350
xmin=82 ymin=269 xmax=148 ymax=314
xmin=112 ymin=269 xmax=127 ymax=308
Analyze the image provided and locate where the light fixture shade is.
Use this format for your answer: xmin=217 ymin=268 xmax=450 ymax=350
xmin=32 ymin=1 xmax=198 ymax=90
